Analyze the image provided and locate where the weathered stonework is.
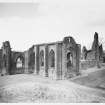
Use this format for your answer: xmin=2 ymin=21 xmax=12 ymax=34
xmin=31 ymin=36 xmax=81 ymax=79
xmin=24 ymin=51 xmax=29 ymax=73
xmin=1 ymin=41 xmax=11 ymax=75
xmin=82 ymin=32 xmax=104 ymax=61
xmin=0 ymin=36 xmax=81 ymax=80
xmin=81 ymin=32 xmax=105 ymax=69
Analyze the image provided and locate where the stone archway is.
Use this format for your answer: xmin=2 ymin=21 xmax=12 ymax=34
xmin=16 ymin=57 xmax=23 ymax=69
xmin=63 ymin=36 xmax=79 ymax=79
xmin=66 ymin=47 xmax=77 ymax=78
xmin=15 ymin=55 xmax=24 ymax=74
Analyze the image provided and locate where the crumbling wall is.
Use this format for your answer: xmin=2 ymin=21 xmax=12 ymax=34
xmin=80 ymin=60 xmax=97 ymax=70
xmin=11 ymin=52 xmax=25 ymax=74
xmin=62 ymin=36 xmax=80 ymax=79
xmin=28 ymin=46 xmax=35 ymax=74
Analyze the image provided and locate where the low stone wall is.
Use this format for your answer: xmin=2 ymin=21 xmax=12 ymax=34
xmin=80 ymin=60 xmax=97 ymax=70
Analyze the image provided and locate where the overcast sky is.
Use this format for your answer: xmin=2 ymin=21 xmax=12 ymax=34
xmin=0 ymin=0 xmax=105 ymax=51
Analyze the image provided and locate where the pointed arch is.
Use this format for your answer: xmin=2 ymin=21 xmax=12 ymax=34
xmin=16 ymin=56 xmax=23 ymax=68
xmin=39 ymin=50 xmax=44 ymax=67
xmin=49 ymin=49 xmax=55 ymax=68
xmin=67 ymin=52 xmax=73 ymax=68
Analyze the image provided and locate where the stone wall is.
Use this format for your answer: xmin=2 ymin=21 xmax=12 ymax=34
xmin=56 ymin=43 xmax=62 ymax=80
xmin=62 ymin=36 xmax=80 ymax=79
xmin=80 ymin=60 xmax=97 ymax=70
xmin=0 ymin=49 xmax=2 ymax=73
xmin=24 ymin=50 xmax=29 ymax=73
xmin=82 ymin=32 xmax=104 ymax=62
xmin=28 ymin=46 xmax=35 ymax=74
xmin=11 ymin=51 xmax=25 ymax=74
xmin=1 ymin=41 xmax=11 ymax=75
xmin=0 ymin=36 xmax=81 ymax=80
xmin=34 ymin=44 xmax=59 ymax=80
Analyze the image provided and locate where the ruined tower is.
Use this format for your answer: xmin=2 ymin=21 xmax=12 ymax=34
xmin=92 ymin=32 xmax=100 ymax=67
xmin=1 ymin=41 xmax=11 ymax=75
xmin=92 ymin=32 xmax=99 ymax=59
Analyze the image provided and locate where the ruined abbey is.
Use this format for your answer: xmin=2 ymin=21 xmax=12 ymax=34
xmin=0 ymin=32 xmax=105 ymax=79
xmin=82 ymin=32 xmax=105 ymax=62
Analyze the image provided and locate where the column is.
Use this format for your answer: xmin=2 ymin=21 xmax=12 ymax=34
xmin=45 ymin=45 xmax=48 ymax=77
xmin=24 ymin=51 xmax=29 ymax=73
xmin=55 ymin=43 xmax=62 ymax=80
xmin=34 ymin=45 xmax=39 ymax=74
xmin=76 ymin=44 xmax=81 ymax=75
xmin=62 ymin=43 xmax=67 ymax=79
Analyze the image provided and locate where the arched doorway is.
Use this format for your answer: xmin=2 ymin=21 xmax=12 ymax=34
xmin=16 ymin=56 xmax=24 ymax=74
xmin=16 ymin=57 xmax=23 ymax=68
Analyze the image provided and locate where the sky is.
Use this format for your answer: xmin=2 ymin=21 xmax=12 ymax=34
xmin=0 ymin=0 xmax=105 ymax=51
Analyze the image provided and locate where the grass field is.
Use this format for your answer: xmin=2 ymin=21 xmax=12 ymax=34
xmin=72 ymin=68 xmax=105 ymax=90
xmin=0 ymin=74 xmax=105 ymax=103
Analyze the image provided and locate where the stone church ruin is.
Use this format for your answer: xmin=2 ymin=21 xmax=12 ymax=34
xmin=0 ymin=36 xmax=81 ymax=79
xmin=0 ymin=33 xmax=105 ymax=79
xmin=81 ymin=32 xmax=105 ymax=69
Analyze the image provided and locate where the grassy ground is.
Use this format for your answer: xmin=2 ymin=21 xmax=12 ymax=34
xmin=72 ymin=67 xmax=105 ymax=90
xmin=0 ymin=74 xmax=105 ymax=103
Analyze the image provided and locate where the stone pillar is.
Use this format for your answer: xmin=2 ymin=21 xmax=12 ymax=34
xmin=33 ymin=47 xmax=36 ymax=74
xmin=45 ymin=45 xmax=48 ymax=77
xmin=55 ymin=44 xmax=58 ymax=80
xmin=55 ymin=43 xmax=62 ymax=80
xmin=62 ymin=43 xmax=67 ymax=79
xmin=24 ymin=51 xmax=29 ymax=73
xmin=35 ymin=45 xmax=39 ymax=74
xmin=76 ymin=44 xmax=81 ymax=75
xmin=34 ymin=46 xmax=36 ymax=74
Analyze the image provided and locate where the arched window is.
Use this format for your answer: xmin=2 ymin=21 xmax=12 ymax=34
xmin=39 ymin=50 xmax=44 ymax=67
xmin=16 ymin=57 xmax=23 ymax=68
xmin=49 ymin=49 xmax=55 ymax=67
xmin=67 ymin=52 xmax=73 ymax=68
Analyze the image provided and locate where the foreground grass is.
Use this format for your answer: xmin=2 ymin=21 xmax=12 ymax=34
xmin=0 ymin=74 xmax=105 ymax=103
